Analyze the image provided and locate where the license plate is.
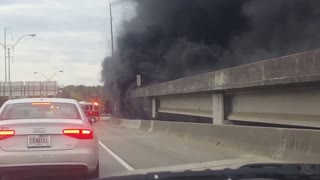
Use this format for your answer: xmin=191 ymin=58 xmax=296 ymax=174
xmin=28 ymin=135 xmax=51 ymax=148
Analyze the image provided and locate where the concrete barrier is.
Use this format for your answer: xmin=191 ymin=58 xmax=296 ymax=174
xmin=100 ymin=116 xmax=111 ymax=121
xmin=138 ymin=120 xmax=320 ymax=162
xmin=120 ymin=119 xmax=141 ymax=129
xmin=150 ymin=121 xmax=283 ymax=158
xmin=280 ymin=128 xmax=320 ymax=163
xmin=116 ymin=118 xmax=320 ymax=162
xmin=109 ymin=118 xmax=122 ymax=125
xmin=140 ymin=120 xmax=151 ymax=131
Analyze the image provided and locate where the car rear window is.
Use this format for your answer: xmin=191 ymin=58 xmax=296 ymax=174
xmin=0 ymin=102 xmax=81 ymax=120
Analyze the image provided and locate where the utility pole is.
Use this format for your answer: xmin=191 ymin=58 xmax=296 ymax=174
xmin=7 ymin=48 xmax=11 ymax=99
xmin=109 ymin=3 xmax=114 ymax=57
xmin=4 ymin=28 xmax=7 ymax=82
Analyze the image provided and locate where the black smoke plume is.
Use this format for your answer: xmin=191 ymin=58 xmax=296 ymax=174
xmin=101 ymin=0 xmax=320 ymax=117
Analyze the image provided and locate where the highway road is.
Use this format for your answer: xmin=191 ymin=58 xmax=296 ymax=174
xmin=94 ymin=119 xmax=273 ymax=178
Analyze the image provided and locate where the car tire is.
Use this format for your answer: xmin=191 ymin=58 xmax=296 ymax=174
xmin=88 ymin=162 xmax=99 ymax=179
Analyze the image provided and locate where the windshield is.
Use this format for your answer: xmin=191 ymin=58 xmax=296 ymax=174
xmin=0 ymin=0 xmax=320 ymax=179
xmin=0 ymin=102 xmax=81 ymax=120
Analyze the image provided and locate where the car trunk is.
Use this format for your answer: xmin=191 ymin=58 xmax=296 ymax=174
xmin=0 ymin=119 xmax=82 ymax=152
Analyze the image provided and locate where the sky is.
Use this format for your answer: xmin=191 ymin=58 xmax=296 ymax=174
xmin=0 ymin=0 xmax=136 ymax=86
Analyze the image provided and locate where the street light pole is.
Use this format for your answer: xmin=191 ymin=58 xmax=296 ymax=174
xmin=33 ymin=72 xmax=49 ymax=81
xmin=7 ymin=33 xmax=36 ymax=99
xmin=34 ymin=72 xmax=48 ymax=97
xmin=34 ymin=71 xmax=63 ymax=97
xmin=4 ymin=28 xmax=7 ymax=82
xmin=34 ymin=70 xmax=63 ymax=81
xmin=1 ymin=28 xmax=10 ymax=82
xmin=108 ymin=0 xmax=134 ymax=56
xmin=7 ymin=48 xmax=11 ymax=98
xmin=109 ymin=2 xmax=114 ymax=57
xmin=48 ymin=70 xmax=63 ymax=81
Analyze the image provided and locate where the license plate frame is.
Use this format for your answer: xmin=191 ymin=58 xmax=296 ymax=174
xmin=27 ymin=134 xmax=51 ymax=148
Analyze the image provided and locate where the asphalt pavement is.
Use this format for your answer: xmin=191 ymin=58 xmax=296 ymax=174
xmin=94 ymin=120 xmax=272 ymax=178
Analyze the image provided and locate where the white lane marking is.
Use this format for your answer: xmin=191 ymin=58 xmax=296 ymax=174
xmin=99 ymin=135 xmax=153 ymax=140
xmin=99 ymin=140 xmax=134 ymax=171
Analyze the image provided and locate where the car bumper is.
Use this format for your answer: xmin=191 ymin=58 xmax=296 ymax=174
xmin=0 ymin=146 xmax=99 ymax=174
xmin=0 ymin=164 xmax=88 ymax=177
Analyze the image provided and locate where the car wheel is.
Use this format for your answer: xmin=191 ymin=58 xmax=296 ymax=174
xmin=88 ymin=162 xmax=99 ymax=179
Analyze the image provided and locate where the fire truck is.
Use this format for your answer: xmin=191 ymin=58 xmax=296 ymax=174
xmin=79 ymin=101 xmax=101 ymax=122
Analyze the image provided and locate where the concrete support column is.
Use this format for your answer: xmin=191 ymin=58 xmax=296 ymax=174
xmin=152 ymin=97 xmax=157 ymax=118
xmin=212 ymin=93 xmax=224 ymax=124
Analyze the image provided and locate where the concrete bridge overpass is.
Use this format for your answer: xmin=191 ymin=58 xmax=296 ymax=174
xmin=133 ymin=49 xmax=320 ymax=128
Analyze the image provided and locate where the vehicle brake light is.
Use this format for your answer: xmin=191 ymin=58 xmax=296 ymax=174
xmin=32 ymin=102 xmax=51 ymax=106
xmin=63 ymin=129 xmax=93 ymax=139
xmin=82 ymin=130 xmax=91 ymax=134
xmin=0 ymin=130 xmax=15 ymax=140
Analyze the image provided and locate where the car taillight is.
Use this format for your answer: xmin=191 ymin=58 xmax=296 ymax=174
xmin=0 ymin=130 xmax=15 ymax=140
xmin=63 ymin=129 xmax=93 ymax=139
